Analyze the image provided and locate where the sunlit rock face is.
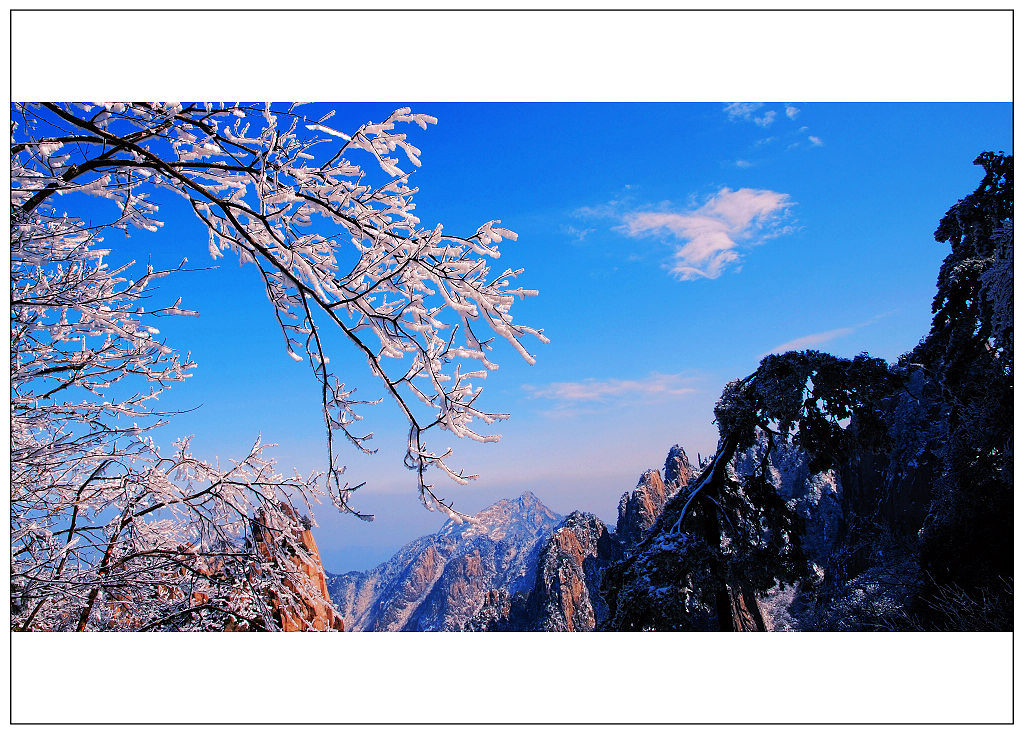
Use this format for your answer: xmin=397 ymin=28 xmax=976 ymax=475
xmin=663 ymin=444 xmax=697 ymax=488
xmin=327 ymin=492 xmax=561 ymax=631
xmin=245 ymin=505 xmax=346 ymax=632
xmin=181 ymin=505 xmax=346 ymax=632
xmin=616 ymin=446 xmax=694 ymax=547
xmin=270 ymin=519 xmax=347 ymax=632
xmin=528 ymin=511 xmax=622 ymax=631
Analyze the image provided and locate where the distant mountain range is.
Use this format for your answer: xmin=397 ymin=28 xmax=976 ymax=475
xmin=326 ymin=491 xmax=561 ymax=631
xmin=327 ymin=446 xmax=695 ymax=631
xmin=324 ymin=438 xmax=866 ymax=632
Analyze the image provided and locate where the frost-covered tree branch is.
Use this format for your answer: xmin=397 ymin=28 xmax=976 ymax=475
xmin=13 ymin=102 xmax=546 ymax=516
xmin=11 ymin=102 xmax=545 ymax=630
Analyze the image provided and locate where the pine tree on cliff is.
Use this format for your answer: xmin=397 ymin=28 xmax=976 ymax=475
xmin=602 ymin=152 xmax=1013 ymax=632
xmin=909 ymin=152 xmax=1013 ymax=626
xmin=602 ymin=350 xmax=894 ymax=631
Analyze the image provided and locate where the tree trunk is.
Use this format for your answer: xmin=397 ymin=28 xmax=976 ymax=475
xmin=696 ymin=496 xmax=735 ymax=631
xmin=699 ymin=494 xmax=766 ymax=632
xmin=731 ymin=586 xmax=767 ymax=631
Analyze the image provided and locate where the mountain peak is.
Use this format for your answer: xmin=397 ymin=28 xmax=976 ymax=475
xmin=473 ymin=491 xmax=559 ymax=530
xmin=329 ymin=490 xmax=562 ymax=631
xmin=664 ymin=444 xmax=695 ymax=488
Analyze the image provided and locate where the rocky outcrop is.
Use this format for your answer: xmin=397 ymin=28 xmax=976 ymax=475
xmin=530 ymin=511 xmax=622 ymax=630
xmin=152 ymin=503 xmax=346 ymax=632
xmin=244 ymin=504 xmax=345 ymax=632
xmin=616 ymin=470 xmax=668 ymax=548
xmin=616 ymin=446 xmax=693 ymax=546
xmin=598 ymin=432 xmax=941 ymax=632
xmin=330 ymin=446 xmax=699 ymax=633
xmin=663 ymin=444 xmax=696 ymax=487
xmin=327 ymin=492 xmax=561 ymax=631
xmin=469 ymin=511 xmax=623 ymax=631
xmin=468 ymin=455 xmax=691 ymax=632
xmin=532 ymin=509 xmax=618 ymax=630
xmin=602 ymin=438 xmax=848 ymax=631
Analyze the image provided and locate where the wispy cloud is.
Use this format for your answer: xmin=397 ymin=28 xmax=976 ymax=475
xmin=769 ymin=326 xmax=856 ymax=354
xmin=735 ymin=159 xmax=754 ymax=168
xmin=727 ymin=104 xmax=824 ymax=154
xmin=724 ymin=102 xmax=776 ymax=127
xmin=564 ymin=224 xmax=595 ymax=242
xmin=574 ymin=202 xmax=619 ymax=219
xmin=619 ymin=187 xmax=794 ymax=280
xmin=764 ymin=312 xmax=896 ymax=356
xmin=523 ymin=372 xmax=698 ymax=405
xmin=571 ymin=184 xmax=640 ymax=222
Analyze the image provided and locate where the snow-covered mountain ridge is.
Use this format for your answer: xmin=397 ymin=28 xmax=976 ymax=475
xmin=329 ymin=446 xmax=696 ymax=631
xmin=326 ymin=492 xmax=561 ymax=631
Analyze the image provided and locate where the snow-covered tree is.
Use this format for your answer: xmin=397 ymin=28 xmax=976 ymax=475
xmin=11 ymin=103 xmax=544 ymax=630
xmin=603 ymin=153 xmax=1013 ymax=632
xmin=602 ymin=350 xmax=894 ymax=631
xmin=910 ymin=152 xmax=1013 ymax=620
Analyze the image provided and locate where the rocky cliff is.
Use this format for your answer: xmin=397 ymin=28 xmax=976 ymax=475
xmin=249 ymin=505 xmax=346 ymax=632
xmin=600 ymin=431 xmax=936 ymax=632
xmin=616 ymin=445 xmax=694 ymax=546
xmin=327 ymin=492 xmax=561 ymax=631
xmin=467 ymin=510 xmax=620 ymax=631
xmin=467 ymin=447 xmax=695 ymax=631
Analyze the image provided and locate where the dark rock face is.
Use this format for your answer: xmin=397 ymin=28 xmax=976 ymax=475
xmin=601 ymin=426 xmax=941 ymax=632
xmin=601 ymin=435 xmax=840 ymax=631
xmin=326 ymin=492 xmax=561 ymax=631
xmin=806 ymin=370 xmax=944 ymax=630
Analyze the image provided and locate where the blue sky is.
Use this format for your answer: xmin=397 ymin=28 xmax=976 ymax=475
xmin=102 ymin=102 xmax=1011 ymax=572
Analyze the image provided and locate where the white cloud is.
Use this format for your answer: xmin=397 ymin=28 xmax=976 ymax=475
xmin=735 ymin=159 xmax=753 ymax=168
xmin=573 ymin=202 xmax=620 ymax=219
xmin=724 ymin=102 xmax=776 ymax=127
xmin=725 ymin=103 xmax=821 ymax=159
xmin=724 ymin=102 xmax=763 ymax=120
xmin=621 ymin=187 xmax=793 ymax=280
xmin=523 ymin=372 xmax=697 ymax=404
xmin=572 ymin=185 xmax=638 ymax=220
